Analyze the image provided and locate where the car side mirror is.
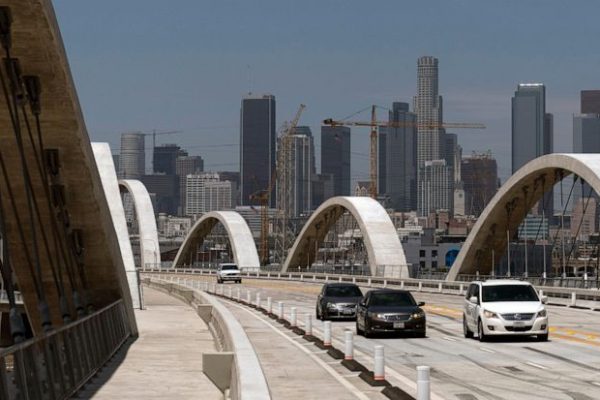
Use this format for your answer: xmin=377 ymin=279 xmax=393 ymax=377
xmin=418 ymin=301 xmax=425 ymax=307
xmin=469 ymin=296 xmax=478 ymax=304
xmin=540 ymin=296 xmax=548 ymax=304
xmin=359 ymin=301 xmax=366 ymax=307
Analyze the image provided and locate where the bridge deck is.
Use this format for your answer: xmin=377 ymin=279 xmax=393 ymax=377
xmin=77 ymin=288 xmax=221 ymax=399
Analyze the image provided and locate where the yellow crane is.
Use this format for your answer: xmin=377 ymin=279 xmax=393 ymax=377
xmin=323 ymin=105 xmax=486 ymax=198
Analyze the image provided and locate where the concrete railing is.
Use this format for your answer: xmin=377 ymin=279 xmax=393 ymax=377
xmin=142 ymin=276 xmax=271 ymax=400
xmin=143 ymin=268 xmax=600 ymax=311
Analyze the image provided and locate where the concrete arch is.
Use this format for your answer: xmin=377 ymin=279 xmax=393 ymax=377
xmin=92 ymin=143 xmax=140 ymax=309
xmin=173 ymin=211 xmax=260 ymax=269
xmin=282 ymin=196 xmax=409 ymax=278
xmin=119 ymin=180 xmax=161 ymax=269
xmin=448 ymin=153 xmax=600 ymax=280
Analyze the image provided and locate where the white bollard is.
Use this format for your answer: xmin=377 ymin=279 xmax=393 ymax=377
xmin=374 ymin=345 xmax=385 ymax=381
xmin=367 ymin=277 xmax=372 ymax=287
xmin=417 ymin=366 xmax=431 ymax=400
xmin=438 ymin=282 xmax=443 ymax=293
xmin=236 ymin=288 xmax=241 ymax=301
xmin=418 ymin=282 xmax=423 ymax=292
xmin=344 ymin=330 xmax=354 ymax=360
xmin=338 ymin=276 xmax=342 ymax=282
xmin=570 ymin=292 xmax=577 ymax=307
xmin=352 ymin=277 xmax=356 ymax=284
xmin=401 ymin=281 xmax=405 ymax=289
xmin=228 ymin=286 xmax=232 ymax=298
xmin=323 ymin=321 xmax=332 ymax=346
xmin=267 ymin=297 xmax=273 ymax=314
xmin=383 ymin=279 xmax=387 ymax=288
xmin=538 ymin=289 xmax=544 ymax=298
xmin=290 ymin=307 xmax=297 ymax=327
xmin=256 ymin=292 xmax=261 ymax=308
xmin=304 ymin=314 xmax=312 ymax=336
xmin=459 ymin=284 xmax=463 ymax=296
xmin=246 ymin=290 xmax=252 ymax=304
xmin=278 ymin=302 xmax=284 ymax=319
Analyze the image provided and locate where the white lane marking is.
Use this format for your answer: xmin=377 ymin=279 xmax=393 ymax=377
xmin=479 ymin=347 xmax=495 ymax=354
xmin=226 ymin=301 xmax=371 ymax=400
xmin=592 ymin=382 xmax=600 ymax=387
xmin=443 ymin=336 xmax=457 ymax=342
xmin=525 ymin=362 xmax=549 ymax=370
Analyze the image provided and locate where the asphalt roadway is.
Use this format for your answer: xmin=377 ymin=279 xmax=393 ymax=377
xmin=196 ymin=276 xmax=600 ymax=400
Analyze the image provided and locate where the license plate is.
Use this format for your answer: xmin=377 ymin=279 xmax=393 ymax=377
xmin=393 ymin=322 xmax=405 ymax=329
xmin=342 ymin=310 xmax=353 ymax=315
xmin=513 ymin=321 xmax=525 ymax=327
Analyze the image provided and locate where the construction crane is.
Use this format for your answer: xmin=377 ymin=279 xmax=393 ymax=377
xmin=249 ymin=172 xmax=277 ymax=265
xmin=323 ymin=105 xmax=486 ymax=198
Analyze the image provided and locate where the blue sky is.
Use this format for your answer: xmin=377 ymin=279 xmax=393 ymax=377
xmin=53 ymin=0 xmax=600 ymax=182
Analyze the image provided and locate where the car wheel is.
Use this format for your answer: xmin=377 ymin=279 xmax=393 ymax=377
xmin=537 ymin=333 xmax=549 ymax=342
xmin=356 ymin=321 xmax=363 ymax=336
xmin=477 ymin=319 xmax=487 ymax=342
xmin=463 ymin=315 xmax=474 ymax=339
xmin=416 ymin=330 xmax=426 ymax=338
xmin=316 ymin=306 xmax=321 ymax=320
xmin=364 ymin=319 xmax=372 ymax=338
xmin=217 ymin=278 xmax=222 ymax=284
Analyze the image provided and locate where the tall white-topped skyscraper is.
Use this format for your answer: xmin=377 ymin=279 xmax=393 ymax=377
xmin=414 ymin=56 xmax=444 ymax=164
xmin=414 ymin=56 xmax=451 ymax=215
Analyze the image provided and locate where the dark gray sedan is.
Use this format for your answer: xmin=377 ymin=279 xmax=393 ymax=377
xmin=356 ymin=289 xmax=426 ymax=338
xmin=316 ymin=283 xmax=363 ymax=320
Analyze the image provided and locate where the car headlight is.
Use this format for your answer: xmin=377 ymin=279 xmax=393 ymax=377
xmin=326 ymin=302 xmax=336 ymax=309
xmin=411 ymin=311 xmax=425 ymax=319
xmin=368 ymin=313 xmax=386 ymax=320
xmin=483 ymin=310 xmax=498 ymax=319
xmin=537 ymin=309 xmax=547 ymax=318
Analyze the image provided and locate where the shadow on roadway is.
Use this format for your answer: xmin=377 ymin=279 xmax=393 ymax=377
xmin=75 ymin=337 xmax=137 ymax=399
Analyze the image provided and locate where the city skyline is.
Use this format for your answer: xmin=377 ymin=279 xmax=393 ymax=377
xmin=53 ymin=1 xmax=600 ymax=185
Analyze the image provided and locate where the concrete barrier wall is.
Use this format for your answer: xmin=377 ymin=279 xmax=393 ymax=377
xmin=142 ymin=277 xmax=271 ymax=400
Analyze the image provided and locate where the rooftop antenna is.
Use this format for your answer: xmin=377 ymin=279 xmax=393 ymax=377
xmin=247 ymin=64 xmax=252 ymax=96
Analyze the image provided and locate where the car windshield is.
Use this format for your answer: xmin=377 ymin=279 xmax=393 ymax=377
xmin=221 ymin=265 xmax=238 ymax=271
xmin=325 ymin=285 xmax=362 ymax=297
xmin=482 ymin=285 xmax=539 ymax=302
xmin=369 ymin=292 xmax=415 ymax=307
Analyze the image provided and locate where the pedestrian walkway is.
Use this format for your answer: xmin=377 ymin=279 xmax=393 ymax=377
xmin=77 ymin=288 xmax=222 ymax=400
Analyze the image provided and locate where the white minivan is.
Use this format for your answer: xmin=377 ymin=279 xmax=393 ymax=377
xmin=463 ymin=280 xmax=549 ymax=342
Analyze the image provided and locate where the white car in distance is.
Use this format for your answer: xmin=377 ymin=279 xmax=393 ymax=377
xmin=216 ymin=263 xmax=242 ymax=284
xmin=463 ymin=280 xmax=549 ymax=342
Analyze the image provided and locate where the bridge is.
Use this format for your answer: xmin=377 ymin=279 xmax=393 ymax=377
xmin=1 ymin=1 xmax=600 ymax=400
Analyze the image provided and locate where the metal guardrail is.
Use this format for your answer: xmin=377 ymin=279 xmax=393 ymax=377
xmin=143 ymin=277 xmax=271 ymax=400
xmin=0 ymin=300 xmax=130 ymax=400
xmin=142 ymin=268 xmax=600 ymax=311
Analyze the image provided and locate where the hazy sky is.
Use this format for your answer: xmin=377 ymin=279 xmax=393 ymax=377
xmin=53 ymin=0 xmax=600 ymax=183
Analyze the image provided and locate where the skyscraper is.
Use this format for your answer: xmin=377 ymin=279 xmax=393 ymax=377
xmin=573 ymin=113 xmax=600 ymax=200
xmin=511 ymin=83 xmax=553 ymax=216
xmin=119 ymin=132 xmax=145 ymax=178
xmin=581 ymin=90 xmax=600 ymax=114
xmin=414 ymin=56 xmax=451 ymax=215
xmin=461 ymin=152 xmax=498 ymax=217
xmin=277 ymin=126 xmax=314 ymax=217
xmin=321 ymin=126 xmax=351 ymax=196
xmin=154 ymin=144 xmax=182 ymax=175
xmin=511 ymin=84 xmax=550 ymax=172
xmin=185 ymin=173 xmax=232 ymax=216
xmin=176 ymin=155 xmax=204 ymax=215
xmin=386 ymin=102 xmax=417 ymax=211
xmin=240 ymin=94 xmax=276 ymax=206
